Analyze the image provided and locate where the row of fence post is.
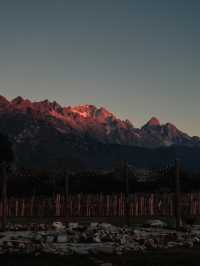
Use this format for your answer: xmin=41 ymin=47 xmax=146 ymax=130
xmin=1 ymin=160 xmax=182 ymax=231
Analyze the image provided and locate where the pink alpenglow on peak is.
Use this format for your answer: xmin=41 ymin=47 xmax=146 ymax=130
xmin=145 ymin=117 xmax=161 ymax=127
xmin=0 ymin=95 xmax=199 ymax=148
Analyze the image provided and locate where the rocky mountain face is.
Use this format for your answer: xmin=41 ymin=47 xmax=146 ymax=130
xmin=0 ymin=95 xmax=199 ymax=147
xmin=0 ymin=95 xmax=199 ymax=170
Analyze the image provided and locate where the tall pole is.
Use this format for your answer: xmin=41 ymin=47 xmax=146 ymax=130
xmin=175 ymin=159 xmax=182 ymax=230
xmin=124 ymin=161 xmax=130 ymax=226
xmin=1 ymin=163 xmax=8 ymax=231
xmin=65 ymin=173 xmax=69 ymax=198
xmin=65 ymin=172 xmax=69 ymax=219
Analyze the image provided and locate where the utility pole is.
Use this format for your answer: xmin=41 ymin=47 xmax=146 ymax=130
xmin=123 ymin=161 xmax=130 ymax=226
xmin=1 ymin=163 xmax=8 ymax=231
xmin=65 ymin=172 xmax=69 ymax=198
xmin=65 ymin=172 xmax=69 ymax=219
xmin=175 ymin=159 xmax=182 ymax=230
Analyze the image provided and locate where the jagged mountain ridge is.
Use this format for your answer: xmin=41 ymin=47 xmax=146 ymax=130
xmin=0 ymin=95 xmax=200 ymax=170
xmin=0 ymin=95 xmax=199 ymax=148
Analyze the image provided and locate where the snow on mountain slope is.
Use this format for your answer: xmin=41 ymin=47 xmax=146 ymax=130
xmin=0 ymin=95 xmax=199 ymax=148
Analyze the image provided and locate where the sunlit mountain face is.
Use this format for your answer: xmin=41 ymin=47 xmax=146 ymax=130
xmin=0 ymin=95 xmax=200 ymax=170
xmin=0 ymin=95 xmax=199 ymax=147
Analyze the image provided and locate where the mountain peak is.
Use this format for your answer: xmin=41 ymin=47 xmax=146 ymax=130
xmin=11 ymin=96 xmax=32 ymax=111
xmin=0 ymin=95 xmax=9 ymax=104
xmin=0 ymin=94 xmax=199 ymax=148
xmin=145 ymin=117 xmax=161 ymax=127
xmin=95 ymin=107 xmax=113 ymax=119
xmin=12 ymin=96 xmax=25 ymax=105
xmin=70 ymin=104 xmax=97 ymax=118
xmin=0 ymin=95 xmax=10 ymax=110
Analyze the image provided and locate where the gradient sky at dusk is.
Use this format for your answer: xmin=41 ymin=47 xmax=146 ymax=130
xmin=0 ymin=0 xmax=199 ymax=135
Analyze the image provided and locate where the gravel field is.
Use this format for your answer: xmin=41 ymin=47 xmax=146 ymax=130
xmin=1 ymin=221 xmax=200 ymax=265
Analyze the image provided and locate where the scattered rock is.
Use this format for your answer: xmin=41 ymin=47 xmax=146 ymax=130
xmin=167 ymin=241 xmax=179 ymax=248
xmin=46 ymin=235 xmax=55 ymax=243
xmin=68 ymin=222 xmax=79 ymax=230
xmin=56 ymin=234 xmax=68 ymax=243
xmin=52 ymin=222 xmax=65 ymax=231
xmin=145 ymin=219 xmax=167 ymax=228
xmin=1 ymin=222 xmax=200 ymax=255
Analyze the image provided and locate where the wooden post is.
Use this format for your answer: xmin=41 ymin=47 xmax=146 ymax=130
xmin=1 ymin=163 xmax=8 ymax=231
xmin=175 ymin=159 xmax=182 ymax=229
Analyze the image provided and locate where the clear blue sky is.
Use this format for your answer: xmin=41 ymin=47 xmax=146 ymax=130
xmin=0 ymin=0 xmax=199 ymax=135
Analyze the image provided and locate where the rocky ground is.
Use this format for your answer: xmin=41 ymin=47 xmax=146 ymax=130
xmin=1 ymin=220 xmax=200 ymax=265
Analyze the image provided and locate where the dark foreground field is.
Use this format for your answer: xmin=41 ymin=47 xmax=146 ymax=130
xmin=1 ymin=249 xmax=200 ymax=266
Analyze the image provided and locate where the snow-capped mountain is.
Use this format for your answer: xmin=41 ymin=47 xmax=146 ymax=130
xmin=0 ymin=95 xmax=199 ymax=148
xmin=1 ymin=95 xmax=200 ymax=170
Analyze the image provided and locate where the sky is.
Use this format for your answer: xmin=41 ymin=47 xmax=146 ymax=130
xmin=0 ymin=0 xmax=199 ymax=135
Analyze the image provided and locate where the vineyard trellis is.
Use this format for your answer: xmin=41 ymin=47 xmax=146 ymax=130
xmin=0 ymin=192 xmax=200 ymax=218
xmin=0 ymin=159 xmax=197 ymax=230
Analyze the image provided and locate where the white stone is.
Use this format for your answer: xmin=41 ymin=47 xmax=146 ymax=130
xmin=52 ymin=222 xmax=65 ymax=231
xmin=68 ymin=222 xmax=79 ymax=230
xmin=145 ymin=219 xmax=167 ymax=228
xmin=57 ymin=234 xmax=68 ymax=243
